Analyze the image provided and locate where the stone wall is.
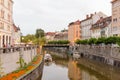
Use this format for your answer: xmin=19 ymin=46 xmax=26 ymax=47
xmin=0 ymin=47 xmax=37 ymax=75
xmin=73 ymin=45 xmax=120 ymax=67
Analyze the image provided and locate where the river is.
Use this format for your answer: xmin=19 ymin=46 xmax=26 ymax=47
xmin=39 ymin=51 xmax=120 ymax=80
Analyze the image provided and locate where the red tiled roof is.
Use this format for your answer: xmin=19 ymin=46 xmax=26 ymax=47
xmin=91 ymin=16 xmax=111 ymax=30
xmin=13 ymin=24 xmax=20 ymax=32
xmin=68 ymin=20 xmax=80 ymax=26
xmin=45 ymin=32 xmax=56 ymax=36
xmin=111 ymin=0 xmax=117 ymax=3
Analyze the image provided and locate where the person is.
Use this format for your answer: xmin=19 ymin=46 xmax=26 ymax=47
xmin=3 ymin=44 xmax=6 ymax=53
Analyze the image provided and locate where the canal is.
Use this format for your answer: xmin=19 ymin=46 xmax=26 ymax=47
xmin=39 ymin=51 xmax=120 ymax=80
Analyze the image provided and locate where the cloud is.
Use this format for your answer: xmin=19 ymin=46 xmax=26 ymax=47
xmin=13 ymin=0 xmax=111 ymax=35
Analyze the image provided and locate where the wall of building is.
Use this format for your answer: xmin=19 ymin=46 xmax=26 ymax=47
xmin=0 ymin=0 xmax=13 ymax=47
xmin=112 ymin=0 xmax=120 ymax=36
xmin=68 ymin=21 xmax=81 ymax=43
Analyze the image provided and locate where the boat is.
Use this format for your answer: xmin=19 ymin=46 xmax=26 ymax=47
xmin=44 ymin=53 xmax=52 ymax=62
xmin=73 ymin=52 xmax=80 ymax=59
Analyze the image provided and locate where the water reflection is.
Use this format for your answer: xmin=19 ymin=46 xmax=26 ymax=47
xmin=40 ymin=51 xmax=120 ymax=80
xmin=68 ymin=60 xmax=81 ymax=80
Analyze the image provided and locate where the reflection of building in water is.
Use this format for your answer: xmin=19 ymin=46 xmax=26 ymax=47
xmin=82 ymin=71 xmax=98 ymax=80
xmin=68 ymin=60 xmax=81 ymax=80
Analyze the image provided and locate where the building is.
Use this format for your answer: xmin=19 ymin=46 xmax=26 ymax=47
xmin=12 ymin=24 xmax=21 ymax=45
xmin=54 ymin=31 xmax=68 ymax=41
xmin=81 ymin=14 xmax=93 ymax=40
xmin=81 ymin=12 xmax=107 ymax=40
xmin=91 ymin=16 xmax=112 ymax=38
xmin=68 ymin=20 xmax=81 ymax=44
xmin=0 ymin=0 xmax=13 ymax=47
xmin=111 ymin=0 xmax=120 ymax=36
xmin=45 ymin=32 xmax=56 ymax=41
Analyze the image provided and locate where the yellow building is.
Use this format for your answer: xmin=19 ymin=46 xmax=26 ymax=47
xmin=68 ymin=20 xmax=81 ymax=44
xmin=111 ymin=0 xmax=120 ymax=36
xmin=0 ymin=0 xmax=13 ymax=47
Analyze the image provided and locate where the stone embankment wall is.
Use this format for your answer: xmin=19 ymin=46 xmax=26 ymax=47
xmin=0 ymin=47 xmax=37 ymax=75
xmin=72 ymin=45 xmax=120 ymax=67
xmin=44 ymin=47 xmax=69 ymax=53
xmin=18 ymin=60 xmax=44 ymax=80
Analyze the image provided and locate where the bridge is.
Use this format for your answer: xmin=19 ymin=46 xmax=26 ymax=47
xmin=43 ymin=44 xmax=69 ymax=48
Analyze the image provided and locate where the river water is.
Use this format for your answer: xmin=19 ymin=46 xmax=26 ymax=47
xmin=40 ymin=51 xmax=120 ymax=80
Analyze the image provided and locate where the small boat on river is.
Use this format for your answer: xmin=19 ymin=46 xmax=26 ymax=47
xmin=44 ymin=53 xmax=52 ymax=62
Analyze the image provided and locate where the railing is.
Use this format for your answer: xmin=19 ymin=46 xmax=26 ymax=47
xmin=0 ymin=45 xmax=39 ymax=54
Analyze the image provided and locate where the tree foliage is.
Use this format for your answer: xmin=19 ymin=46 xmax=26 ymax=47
xmin=35 ymin=28 xmax=45 ymax=38
xmin=75 ymin=36 xmax=120 ymax=46
xmin=47 ymin=40 xmax=70 ymax=44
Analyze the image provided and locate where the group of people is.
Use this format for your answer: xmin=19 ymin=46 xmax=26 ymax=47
xmin=3 ymin=43 xmax=11 ymax=48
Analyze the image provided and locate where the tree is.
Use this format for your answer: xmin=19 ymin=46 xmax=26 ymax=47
xmin=35 ymin=28 xmax=45 ymax=38
xmin=88 ymin=38 xmax=97 ymax=45
xmin=95 ymin=37 xmax=106 ymax=44
xmin=21 ymin=34 xmax=36 ymax=43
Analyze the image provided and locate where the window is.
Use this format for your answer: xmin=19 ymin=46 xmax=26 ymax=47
xmin=8 ymin=14 xmax=10 ymax=22
xmin=1 ymin=10 xmax=4 ymax=19
xmin=113 ymin=26 xmax=118 ymax=31
xmin=8 ymin=2 xmax=10 ymax=10
xmin=7 ymin=25 xmax=10 ymax=31
xmin=0 ymin=22 xmax=4 ymax=29
xmin=1 ymin=0 xmax=4 ymax=5
xmin=113 ymin=18 xmax=117 ymax=22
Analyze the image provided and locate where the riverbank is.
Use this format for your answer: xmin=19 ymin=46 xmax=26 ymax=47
xmin=0 ymin=54 xmax=43 ymax=80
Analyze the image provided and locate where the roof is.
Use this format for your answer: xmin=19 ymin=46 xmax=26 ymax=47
xmin=68 ymin=20 xmax=80 ymax=26
xmin=45 ymin=32 xmax=56 ymax=36
xmin=13 ymin=24 xmax=20 ymax=32
xmin=111 ymin=0 xmax=118 ymax=3
xmin=91 ymin=16 xmax=111 ymax=30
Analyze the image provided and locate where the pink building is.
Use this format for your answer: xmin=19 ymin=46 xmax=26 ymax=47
xmin=68 ymin=20 xmax=81 ymax=44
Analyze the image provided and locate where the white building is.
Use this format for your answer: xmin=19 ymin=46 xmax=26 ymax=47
xmin=12 ymin=24 xmax=21 ymax=45
xmin=0 ymin=0 xmax=13 ymax=47
xmin=91 ymin=16 xmax=112 ymax=38
xmin=81 ymin=12 xmax=107 ymax=40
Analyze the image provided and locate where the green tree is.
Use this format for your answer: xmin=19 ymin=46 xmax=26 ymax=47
xmin=95 ymin=37 xmax=106 ymax=44
xmin=105 ymin=37 xmax=117 ymax=44
xmin=35 ymin=28 xmax=45 ymax=38
xmin=21 ymin=34 xmax=36 ymax=43
xmin=88 ymin=38 xmax=97 ymax=45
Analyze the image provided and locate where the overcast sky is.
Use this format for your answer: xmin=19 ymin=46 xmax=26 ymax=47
xmin=13 ymin=0 xmax=111 ymax=35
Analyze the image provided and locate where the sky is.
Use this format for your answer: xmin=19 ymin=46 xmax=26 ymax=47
xmin=13 ymin=0 xmax=112 ymax=35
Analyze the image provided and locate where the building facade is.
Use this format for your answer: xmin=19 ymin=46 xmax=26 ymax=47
xmin=81 ymin=12 xmax=107 ymax=40
xmin=81 ymin=15 xmax=93 ymax=40
xmin=0 ymin=0 xmax=13 ymax=47
xmin=91 ymin=16 xmax=112 ymax=38
xmin=68 ymin=20 xmax=81 ymax=44
xmin=54 ymin=31 xmax=68 ymax=41
xmin=111 ymin=0 xmax=120 ymax=36
xmin=12 ymin=24 xmax=21 ymax=45
xmin=45 ymin=32 xmax=56 ymax=41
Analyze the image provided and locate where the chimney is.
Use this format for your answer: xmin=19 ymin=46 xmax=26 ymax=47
xmin=86 ymin=15 xmax=89 ymax=19
xmin=90 ymin=14 xmax=93 ymax=17
xmin=94 ymin=12 xmax=96 ymax=14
